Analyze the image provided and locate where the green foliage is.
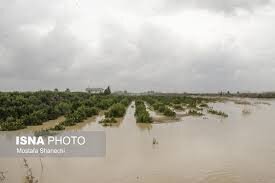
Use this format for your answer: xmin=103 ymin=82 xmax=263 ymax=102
xmin=62 ymin=116 xmax=75 ymax=126
xmin=63 ymin=108 xmax=85 ymax=125
xmin=199 ymin=103 xmax=209 ymax=108
xmin=0 ymin=91 xmax=220 ymax=131
xmin=208 ymin=109 xmax=228 ymax=117
xmin=55 ymin=102 xmax=72 ymax=115
xmin=152 ymin=102 xmax=163 ymax=111
xmin=105 ymin=103 xmax=126 ymax=118
xmin=99 ymin=117 xmax=117 ymax=124
xmin=0 ymin=91 xmax=128 ymax=130
xmin=150 ymin=101 xmax=175 ymax=117
xmin=63 ymin=106 xmax=99 ymax=126
xmin=103 ymin=86 xmax=111 ymax=95
xmin=157 ymin=105 xmax=166 ymax=113
xmin=51 ymin=124 xmax=65 ymax=131
xmin=136 ymin=112 xmax=152 ymax=123
xmin=120 ymin=98 xmax=131 ymax=106
xmin=21 ymin=109 xmax=48 ymax=126
xmin=173 ymin=104 xmax=184 ymax=110
xmin=85 ymin=107 xmax=99 ymax=117
xmin=163 ymin=107 xmax=176 ymax=117
xmin=0 ymin=117 xmax=25 ymax=131
xmin=135 ymin=100 xmax=152 ymax=123
xmin=96 ymin=98 xmax=114 ymax=110
xmin=188 ymin=109 xmax=203 ymax=116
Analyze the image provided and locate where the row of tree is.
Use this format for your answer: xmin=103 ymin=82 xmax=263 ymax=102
xmin=0 ymin=91 xmax=130 ymax=131
xmin=135 ymin=100 xmax=152 ymax=123
xmin=0 ymin=91 xmax=217 ymax=130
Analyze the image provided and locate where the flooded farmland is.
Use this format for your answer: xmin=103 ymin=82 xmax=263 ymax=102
xmin=1 ymin=98 xmax=275 ymax=183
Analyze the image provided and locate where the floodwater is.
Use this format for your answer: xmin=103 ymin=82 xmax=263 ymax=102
xmin=1 ymin=99 xmax=275 ymax=183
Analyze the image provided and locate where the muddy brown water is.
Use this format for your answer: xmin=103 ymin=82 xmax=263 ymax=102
xmin=1 ymin=99 xmax=275 ymax=183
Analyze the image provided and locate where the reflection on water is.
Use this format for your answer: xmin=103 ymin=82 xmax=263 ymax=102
xmin=1 ymin=99 xmax=275 ymax=183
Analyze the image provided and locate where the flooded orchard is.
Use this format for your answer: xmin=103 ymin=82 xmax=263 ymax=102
xmin=1 ymin=99 xmax=275 ymax=183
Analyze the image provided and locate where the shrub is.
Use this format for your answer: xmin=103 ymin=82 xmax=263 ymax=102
xmin=158 ymin=105 xmax=166 ymax=113
xmin=103 ymin=86 xmax=111 ymax=95
xmin=63 ymin=111 xmax=84 ymax=126
xmin=62 ymin=117 xmax=75 ymax=126
xmin=63 ymin=106 xmax=99 ymax=126
xmin=120 ymin=98 xmax=130 ymax=107
xmin=21 ymin=109 xmax=48 ymax=126
xmin=135 ymin=100 xmax=152 ymax=123
xmin=136 ymin=112 xmax=152 ymax=123
xmin=51 ymin=124 xmax=65 ymax=131
xmin=105 ymin=103 xmax=126 ymax=118
xmin=188 ymin=109 xmax=203 ymax=116
xmin=152 ymin=102 xmax=176 ymax=117
xmin=55 ymin=102 xmax=72 ymax=115
xmin=199 ymin=103 xmax=209 ymax=108
xmin=85 ymin=107 xmax=99 ymax=117
xmin=96 ymin=99 xmax=114 ymax=110
xmin=99 ymin=117 xmax=117 ymax=124
xmin=163 ymin=107 xmax=176 ymax=117
xmin=152 ymin=103 xmax=159 ymax=110
xmin=208 ymin=109 xmax=228 ymax=117
xmin=173 ymin=104 xmax=183 ymax=110
xmin=0 ymin=118 xmax=25 ymax=131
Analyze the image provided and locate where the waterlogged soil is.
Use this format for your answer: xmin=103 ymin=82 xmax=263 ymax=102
xmin=1 ymin=99 xmax=275 ymax=183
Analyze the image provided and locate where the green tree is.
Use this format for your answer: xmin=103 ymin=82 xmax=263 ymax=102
xmin=105 ymin=103 xmax=126 ymax=118
xmin=104 ymin=86 xmax=111 ymax=95
xmin=55 ymin=102 xmax=72 ymax=115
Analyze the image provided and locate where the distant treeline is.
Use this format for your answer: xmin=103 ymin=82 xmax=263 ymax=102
xmin=236 ymin=92 xmax=275 ymax=98
xmin=135 ymin=92 xmax=275 ymax=98
xmin=189 ymin=92 xmax=275 ymax=98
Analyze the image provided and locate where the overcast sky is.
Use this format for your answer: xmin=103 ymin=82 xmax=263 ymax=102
xmin=1 ymin=0 xmax=275 ymax=92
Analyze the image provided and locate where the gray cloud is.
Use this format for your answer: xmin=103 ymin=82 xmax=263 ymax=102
xmin=73 ymin=22 xmax=275 ymax=92
xmin=0 ymin=0 xmax=275 ymax=92
xmin=0 ymin=0 xmax=82 ymax=90
xmin=0 ymin=24 xmax=80 ymax=79
xmin=162 ymin=0 xmax=271 ymax=13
